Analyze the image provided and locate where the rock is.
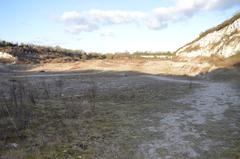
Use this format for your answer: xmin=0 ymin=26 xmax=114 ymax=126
xmin=176 ymin=13 xmax=240 ymax=59
xmin=0 ymin=52 xmax=16 ymax=63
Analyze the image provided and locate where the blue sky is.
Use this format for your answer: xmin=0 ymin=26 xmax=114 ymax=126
xmin=0 ymin=0 xmax=239 ymax=53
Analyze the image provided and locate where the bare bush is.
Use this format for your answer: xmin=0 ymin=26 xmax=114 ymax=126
xmin=0 ymin=80 xmax=39 ymax=140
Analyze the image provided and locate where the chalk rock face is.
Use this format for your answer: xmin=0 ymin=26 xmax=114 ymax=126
xmin=0 ymin=51 xmax=16 ymax=63
xmin=176 ymin=13 xmax=240 ymax=58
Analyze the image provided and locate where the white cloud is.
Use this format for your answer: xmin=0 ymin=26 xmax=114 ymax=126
xmin=65 ymin=24 xmax=98 ymax=33
xmin=148 ymin=0 xmax=240 ymax=29
xmin=61 ymin=11 xmax=80 ymax=22
xmin=60 ymin=0 xmax=240 ymax=33
xmin=100 ymin=30 xmax=115 ymax=37
xmin=61 ymin=9 xmax=146 ymax=33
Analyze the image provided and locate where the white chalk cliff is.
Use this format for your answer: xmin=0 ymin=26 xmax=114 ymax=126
xmin=0 ymin=51 xmax=16 ymax=63
xmin=176 ymin=13 xmax=240 ymax=58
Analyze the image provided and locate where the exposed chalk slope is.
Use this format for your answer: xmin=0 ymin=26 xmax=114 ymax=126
xmin=176 ymin=13 xmax=240 ymax=58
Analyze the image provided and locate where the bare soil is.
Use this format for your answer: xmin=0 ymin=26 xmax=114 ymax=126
xmin=28 ymin=59 xmax=216 ymax=76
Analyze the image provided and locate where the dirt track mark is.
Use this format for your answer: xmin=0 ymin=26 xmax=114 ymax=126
xmin=140 ymin=81 xmax=240 ymax=159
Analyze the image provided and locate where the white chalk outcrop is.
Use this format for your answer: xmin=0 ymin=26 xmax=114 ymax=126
xmin=176 ymin=13 xmax=240 ymax=59
xmin=0 ymin=52 xmax=16 ymax=63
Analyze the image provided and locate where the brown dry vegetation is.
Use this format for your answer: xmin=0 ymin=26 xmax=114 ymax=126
xmin=0 ymin=41 xmax=173 ymax=64
xmin=205 ymin=51 xmax=240 ymax=67
xmin=183 ymin=45 xmax=201 ymax=52
xmin=0 ymin=58 xmax=15 ymax=64
xmin=0 ymin=41 xmax=105 ymax=64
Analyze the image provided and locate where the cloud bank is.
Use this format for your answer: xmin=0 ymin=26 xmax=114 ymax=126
xmin=60 ymin=0 xmax=240 ymax=33
xmin=61 ymin=10 xmax=146 ymax=33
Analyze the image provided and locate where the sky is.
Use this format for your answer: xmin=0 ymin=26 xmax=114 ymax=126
xmin=0 ymin=0 xmax=239 ymax=53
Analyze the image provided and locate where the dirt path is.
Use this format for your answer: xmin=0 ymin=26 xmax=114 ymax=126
xmin=139 ymin=80 xmax=240 ymax=158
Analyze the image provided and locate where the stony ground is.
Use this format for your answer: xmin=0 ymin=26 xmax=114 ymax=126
xmin=0 ymin=67 xmax=239 ymax=159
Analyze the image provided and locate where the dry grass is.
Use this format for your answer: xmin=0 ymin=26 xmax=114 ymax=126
xmin=207 ymin=51 xmax=240 ymax=67
xmin=0 ymin=58 xmax=15 ymax=64
xmin=0 ymin=77 xmax=101 ymax=159
xmin=183 ymin=45 xmax=201 ymax=52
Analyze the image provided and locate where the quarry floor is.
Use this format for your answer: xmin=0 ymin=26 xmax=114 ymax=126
xmin=27 ymin=59 xmax=216 ymax=76
xmin=0 ymin=63 xmax=240 ymax=159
